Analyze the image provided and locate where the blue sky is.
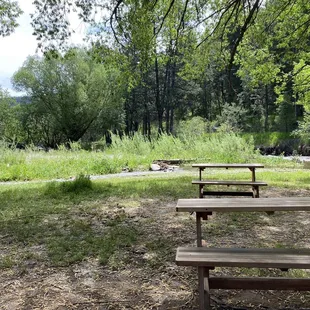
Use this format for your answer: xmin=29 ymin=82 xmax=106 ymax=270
xmin=0 ymin=1 xmax=87 ymax=96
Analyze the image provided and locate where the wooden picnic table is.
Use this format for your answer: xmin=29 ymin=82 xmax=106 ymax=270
xmin=175 ymin=197 xmax=310 ymax=309
xmin=192 ymin=163 xmax=267 ymax=198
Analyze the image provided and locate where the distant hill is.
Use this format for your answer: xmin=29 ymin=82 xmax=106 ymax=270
xmin=11 ymin=96 xmax=31 ymax=104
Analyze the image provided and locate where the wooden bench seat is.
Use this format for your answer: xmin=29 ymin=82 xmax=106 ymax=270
xmin=175 ymin=198 xmax=310 ymax=309
xmin=192 ymin=180 xmax=268 ymax=198
xmin=176 ymin=247 xmax=310 ymax=309
xmin=176 ymin=247 xmax=310 ymax=269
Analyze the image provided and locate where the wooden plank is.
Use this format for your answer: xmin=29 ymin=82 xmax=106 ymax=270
xmin=176 ymin=247 xmax=310 ymax=269
xmin=209 ymin=277 xmax=310 ymax=291
xmin=202 ymin=191 xmax=254 ymax=197
xmin=176 ymin=197 xmax=310 ymax=213
xmin=192 ymin=180 xmax=268 ymax=186
xmin=192 ymin=164 xmax=264 ymax=169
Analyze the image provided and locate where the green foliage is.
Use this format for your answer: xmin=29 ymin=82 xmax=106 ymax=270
xmin=175 ymin=117 xmax=211 ymax=141
xmin=20 ymin=0 xmax=310 ymax=140
xmin=243 ymin=132 xmax=293 ymax=147
xmin=293 ymin=113 xmax=310 ymax=144
xmin=216 ymin=103 xmax=249 ymax=132
xmin=236 ymin=40 xmax=281 ymax=88
xmin=293 ymin=57 xmax=310 ymax=110
xmin=0 ymin=87 xmax=22 ymax=141
xmin=12 ymin=48 xmax=125 ymax=147
xmin=0 ymin=0 xmax=22 ymax=37
xmin=274 ymin=101 xmax=297 ymax=132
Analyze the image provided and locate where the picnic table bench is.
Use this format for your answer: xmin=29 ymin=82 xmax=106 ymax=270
xmin=192 ymin=163 xmax=267 ymax=198
xmin=175 ymin=197 xmax=310 ymax=310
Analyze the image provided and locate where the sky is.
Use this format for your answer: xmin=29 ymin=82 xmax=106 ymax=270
xmin=0 ymin=1 xmax=87 ymax=96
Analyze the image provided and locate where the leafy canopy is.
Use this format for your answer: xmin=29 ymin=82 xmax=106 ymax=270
xmin=0 ymin=0 xmax=22 ymax=36
xmin=12 ymin=49 xmax=125 ymax=146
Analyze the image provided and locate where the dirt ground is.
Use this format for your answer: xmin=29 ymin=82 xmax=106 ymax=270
xmin=1 ymin=187 xmax=310 ymax=310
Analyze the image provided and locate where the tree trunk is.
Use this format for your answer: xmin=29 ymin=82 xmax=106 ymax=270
xmin=169 ymin=61 xmax=176 ymax=134
xmin=155 ymin=55 xmax=163 ymax=134
xmin=264 ymin=85 xmax=269 ymax=132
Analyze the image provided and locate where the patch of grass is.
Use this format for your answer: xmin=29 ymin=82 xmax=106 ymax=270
xmin=99 ymin=224 xmax=138 ymax=265
xmin=0 ymin=180 xmax=141 ymax=268
xmin=231 ymin=266 xmax=284 ymax=278
xmin=224 ymin=212 xmax=265 ymax=226
xmin=0 ymin=255 xmax=15 ymax=269
xmin=204 ymin=222 xmax=236 ymax=237
xmin=230 ymin=265 xmax=310 ymax=279
xmin=290 ymin=269 xmax=310 ymax=278
xmin=259 ymin=169 xmax=310 ymax=189
xmin=95 ymin=175 xmax=197 ymax=200
xmin=45 ymin=174 xmax=92 ymax=196
xmin=107 ymin=251 xmax=130 ymax=270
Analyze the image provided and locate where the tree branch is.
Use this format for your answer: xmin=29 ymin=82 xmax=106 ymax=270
xmin=110 ymin=0 xmax=125 ymax=48
xmin=153 ymin=0 xmax=175 ymax=38
xmin=228 ymin=0 xmax=262 ymax=71
xmin=196 ymin=0 xmax=238 ymax=48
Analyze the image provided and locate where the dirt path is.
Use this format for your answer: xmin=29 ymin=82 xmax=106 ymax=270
xmin=1 ymin=187 xmax=310 ymax=309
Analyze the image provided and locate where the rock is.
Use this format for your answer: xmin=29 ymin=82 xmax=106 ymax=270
xmin=151 ymin=163 xmax=161 ymax=171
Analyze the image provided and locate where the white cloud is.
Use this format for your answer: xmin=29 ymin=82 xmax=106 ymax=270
xmin=0 ymin=0 xmax=87 ymax=96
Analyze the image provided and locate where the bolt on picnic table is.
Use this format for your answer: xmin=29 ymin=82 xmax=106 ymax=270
xmin=192 ymin=163 xmax=267 ymax=198
xmin=175 ymin=197 xmax=310 ymax=310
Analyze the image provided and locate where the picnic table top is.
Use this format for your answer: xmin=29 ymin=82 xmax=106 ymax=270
xmin=192 ymin=163 xmax=264 ymax=169
xmin=191 ymin=180 xmax=267 ymax=185
xmin=176 ymin=197 xmax=310 ymax=213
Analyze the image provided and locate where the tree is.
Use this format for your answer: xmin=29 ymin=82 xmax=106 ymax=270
xmin=29 ymin=0 xmax=310 ymax=136
xmin=0 ymin=87 xmax=21 ymax=141
xmin=12 ymin=49 xmax=125 ymax=147
xmin=234 ymin=0 xmax=310 ymax=131
xmin=0 ymin=0 xmax=22 ymax=36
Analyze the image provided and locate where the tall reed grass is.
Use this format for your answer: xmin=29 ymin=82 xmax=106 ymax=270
xmin=0 ymin=131 xmax=297 ymax=182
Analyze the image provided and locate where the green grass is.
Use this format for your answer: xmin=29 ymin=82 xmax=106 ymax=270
xmin=1 ymin=168 xmax=310 ymax=270
xmin=0 ymin=174 xmax=200 ymax=268
xmin=1 ymin=132 xmax=302 ymax=182
xmin=0 ymin=178 xmax=141 ymax=267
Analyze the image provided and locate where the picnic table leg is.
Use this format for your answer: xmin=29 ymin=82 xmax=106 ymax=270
xmin=199 ymin=184 xmax=204 ymax=198
xmin=252 ymin=185 xmax=259 ymax=198
xmin=250 ymin=168 xmax=258 ymax=198
xmin=249 ymin=167 xmax=256 ymax=182
xmin=196 ymin=213 xmax=202 ymax=247
xmin=204 ymin=268 xmax=211 ymax=309
xmin=198 ymin=267 xmax=211 ymax=310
